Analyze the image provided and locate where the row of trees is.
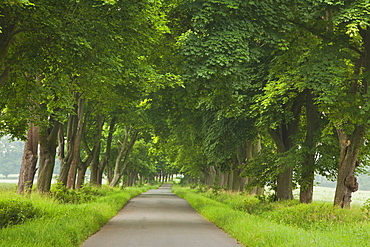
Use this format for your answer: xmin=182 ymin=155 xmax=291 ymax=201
xmin=0 ymin=0 xmax=176 ymax=193
xmin=1 ymin=0 xmax=370 ymax=209
xmin=145 ymin=0 xmax=370 ymax=209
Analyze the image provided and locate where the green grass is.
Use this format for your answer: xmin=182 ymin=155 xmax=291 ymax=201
xmin=173 ymin=186 xmax=370 ymax=247
xmin=0 ymin=183 xmax=158 ymax=247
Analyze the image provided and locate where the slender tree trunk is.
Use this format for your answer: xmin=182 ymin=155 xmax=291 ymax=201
xmin=17 ymin=124 xmax=39 ymax=194
xmin=59 ymin=115 xmax=76 ymax=185
xmin=89 ymin=115 xmax=104 ymax=185
xmin=221 ymin=172 xmax=228 ymax=187
xmin=57 ymin=123 xmax=66 ymax=183
xmin=97 ymin=117 xmax=116 ymax=186
xmin=269 ymin=127 xmax=294 ymax=200
xmin=110 ymin=128 xmax=139 ymax=187
xmin=36 ymin=121 xmax=60 ymax=193
xmin=300 ymin=90 xmax=320 ymax=203
xmin=67 ymin=96 xmax=85 ymax=189
xmin=269 ymin=98 xmax=302 ymax=200
xmin=110 ymin=127 xmax=130 ymax=186
xmin=76 ymin=164 xmax=88 ymax=189
xmin=244 ymin=139 xmax=264 ymax=194
xmin=227 ymin=170 xmax=233 ymax=189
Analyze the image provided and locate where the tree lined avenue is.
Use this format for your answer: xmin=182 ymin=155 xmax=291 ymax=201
xmin=0 ymin=0 xmax=370 ymax=209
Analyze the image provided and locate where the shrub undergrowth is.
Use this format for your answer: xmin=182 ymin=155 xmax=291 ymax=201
xmin=0 ymin=199 xmax=40 ymax=229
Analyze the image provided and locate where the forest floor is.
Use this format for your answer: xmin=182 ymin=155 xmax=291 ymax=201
xmin=81 ymin=184 xmax=242 ymax=247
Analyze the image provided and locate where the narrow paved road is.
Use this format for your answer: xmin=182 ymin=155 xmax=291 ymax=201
xmin=81 ymin=184 xmax=243 ymax=247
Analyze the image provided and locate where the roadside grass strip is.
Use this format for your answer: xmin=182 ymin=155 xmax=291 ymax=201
xmin=0 ymin=185 xmax=156 ymax=247
xmin=173 ymin=187 xmax=370 ymax=247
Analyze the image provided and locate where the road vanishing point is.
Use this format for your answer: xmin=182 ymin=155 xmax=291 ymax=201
xmin=81 ymin=184 xmax=243 ymax=247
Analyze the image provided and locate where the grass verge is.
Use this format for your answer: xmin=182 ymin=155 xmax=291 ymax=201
xmin=173 ymin=186 xmax=370 ymax=247
xmin=0 ymin=184 xmax=157 ymax=247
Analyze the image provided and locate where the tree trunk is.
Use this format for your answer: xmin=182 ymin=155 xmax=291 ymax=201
xmin=127 ymin=170 xmax=137 ymax=186
xmin=231 ymin=169 xmax=241 ymax=191
xmin=227 ymin=170 xmax=233 ymax=189
xmin=59 ymin=114 xmax=77 ymax=185
xmin=244 ymin=139 xmax=264 ymax=194
xmin=36 ymin=121 xmax=60 ymax=193
xmin=110 ymin=126 xmax=130 ymax=186
xmin=110 ymin=127 xmax=139 ymax=187
xmin=269 ymin=98 xmax=302 ymax=200
xmin=89 ymin=115 xmax=104 ymax=185
xmin=97 ymin=117 xmax=116 ymax=186
xmin=76 ymin=164 xmax=88 ymax=189
xmin=333 ymin=126 xmax=364 ymax=208
xmin=221 ymin=172 xmax=228 ymax=187
xmin=333 ymin=27 xmax=369 ymax=208
xmin=17 ymin=124 xmax=39 ymax=194
xmin=67 ymin=96 xmax=85 ymax=189
xmin=300 ymin=89 xmax=320 ymax=203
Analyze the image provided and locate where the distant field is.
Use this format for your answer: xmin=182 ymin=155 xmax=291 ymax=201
xmin=296 ymin=186 xmax=370 ymax=206
xmin=0 ymin=183 xmax=16 ymax=191
xmin=1 ymin=182 xmax=369 ymax=205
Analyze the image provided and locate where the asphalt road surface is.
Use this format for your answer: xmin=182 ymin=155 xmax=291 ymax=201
xmin=81 ymin=184 xmax=243 ymax=247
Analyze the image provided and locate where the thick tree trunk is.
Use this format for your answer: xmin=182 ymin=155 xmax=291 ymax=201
xmin=17 ymin=124 xmax=39 ymax=194
xmin=36 ymin=121 xmax=60 ymax=193
xmin=333 ymin=27 xmax=369 ymax=208
xmin=300 ymin=90 xmax=320 ymax=203
xmin=333 ymin=126 xmax=364 ymax=208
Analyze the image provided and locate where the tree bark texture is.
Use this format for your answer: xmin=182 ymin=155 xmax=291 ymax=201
xmin=333 ymin=126 xmax=364 ymax=208
xmin=36 ymin=120 xmax=60 ymax=193
xmin=17 ymin=124 xmax=39 ymax=194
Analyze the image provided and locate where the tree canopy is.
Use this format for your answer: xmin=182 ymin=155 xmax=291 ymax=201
xmin=0 ymin=0 xmax=369 ymax=208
